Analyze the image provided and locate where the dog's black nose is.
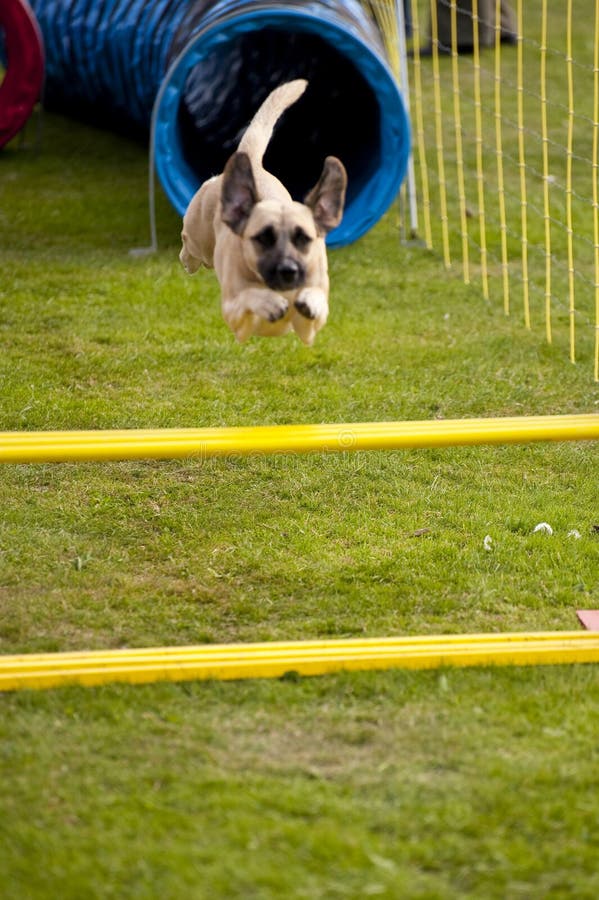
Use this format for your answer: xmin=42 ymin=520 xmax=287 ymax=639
xmin=276 ymin=260 xmax=301 ymax=287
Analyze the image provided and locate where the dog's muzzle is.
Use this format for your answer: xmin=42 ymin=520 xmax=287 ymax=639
xmin=265 ymin=258 xmax=305 ymax=291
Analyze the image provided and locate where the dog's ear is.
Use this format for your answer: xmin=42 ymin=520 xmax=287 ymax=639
xmin=221 ymin=152 xmax=258 ymax=235
xmin=304 ymin=156 xmax=347 ymax=235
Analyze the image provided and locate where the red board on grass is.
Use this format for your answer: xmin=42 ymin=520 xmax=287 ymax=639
xmin=576 ymin=610 xmax=599 ymax=631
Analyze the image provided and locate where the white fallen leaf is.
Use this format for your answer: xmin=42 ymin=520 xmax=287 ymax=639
xmin=533 ymin=522 xmax=553 ymax=535
xmin=483 ymin=534 xmax=493 ymax=551
xmin=567 ymin=529 xmax=582 ymax=540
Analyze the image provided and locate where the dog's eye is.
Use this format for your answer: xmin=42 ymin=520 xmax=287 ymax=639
xmin=292 ymin=228 xmax=312 ymax=252
xmin=252 ymin=226 xmax=277 ymax=250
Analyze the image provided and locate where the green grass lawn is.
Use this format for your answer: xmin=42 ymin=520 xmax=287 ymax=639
xmin=2 ymin=9 xmax=599 ymax=895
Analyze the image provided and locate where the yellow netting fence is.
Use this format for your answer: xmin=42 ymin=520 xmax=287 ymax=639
xmin=364 ymin=0 xmax=599 ymax=380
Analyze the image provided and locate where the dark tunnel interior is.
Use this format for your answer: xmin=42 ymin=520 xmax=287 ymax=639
xmin=176 ymin=28 xmax=381 ymax=204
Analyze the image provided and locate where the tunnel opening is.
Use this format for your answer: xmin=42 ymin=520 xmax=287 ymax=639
xmin=176 ymin=28 xmax=381 ymax=206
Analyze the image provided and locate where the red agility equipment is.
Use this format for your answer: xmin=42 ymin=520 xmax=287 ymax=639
xmin=0 ymin=0 xmax=44 ymax=148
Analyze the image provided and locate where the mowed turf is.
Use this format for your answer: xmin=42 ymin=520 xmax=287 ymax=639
xmin=1 ymin=20 xmax=599 ymax=898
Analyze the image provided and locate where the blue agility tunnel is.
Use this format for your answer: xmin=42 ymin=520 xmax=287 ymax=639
xmin=29 ymin=0 xmax=411 ymax=247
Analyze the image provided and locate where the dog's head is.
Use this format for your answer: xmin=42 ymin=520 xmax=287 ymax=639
xmin=220 ymin=152 xmax=347 ymax=291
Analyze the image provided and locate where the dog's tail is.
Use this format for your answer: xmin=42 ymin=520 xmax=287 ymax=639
xmin=238 ymin=79 xmax=308 ymax=165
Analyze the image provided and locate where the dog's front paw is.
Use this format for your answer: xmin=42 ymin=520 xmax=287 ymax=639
xmin=295 ymin=288 xmax=328 ymax=322
xmin=246 ymin=289 xmax=288 ymax=322
xmin=266 ymin=298 xmax=289 ymax=322
xmin=294 ymin=298 xmax=316 ymax=320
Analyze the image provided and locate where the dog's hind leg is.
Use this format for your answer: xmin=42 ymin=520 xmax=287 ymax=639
xmin=231 ymin=312 xmax=261 ymax=343
xmin=180 ymin=177 xmax=220 ymax=273
xmin=179 ymin=243 xmax=203 ymax=274
xmin=291 ymin=315 xmax=325 ymax=347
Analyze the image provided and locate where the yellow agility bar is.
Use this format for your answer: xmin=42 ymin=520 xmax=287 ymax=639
xmin=1 ymin=414 xmax=598 ymax=464
xmin=1 ymin=631 xmax=598 ymax=692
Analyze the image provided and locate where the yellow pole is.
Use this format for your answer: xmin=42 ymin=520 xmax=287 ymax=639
xmin=1 ymin=415 xmax=598 ymax=464
xmin=540 ymin=0 xmax=552 ymax=344
xmin=430 ymin=0 xmax=452 ymax=267
xmin=472 ymin=0 xmax=489 ymax=299
xmin=516 ymin=0 xmax=530 ymax=328
xmin=365 ymin=1 xmax=400 ymax=76
xmin=494 ymin=0 xmax=510 ymax=315
xmin=409 ymin=0 xmax=434 ymax=249
xmin=1 ymin=631 xmax=598 ymax=692
xmin=594 ymin=0 xmax=599 ymax=382
xmin=450 ymin=0 xmax=470 ymax=283
xmin=565 ymin=0 xmax=576 ymax=363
